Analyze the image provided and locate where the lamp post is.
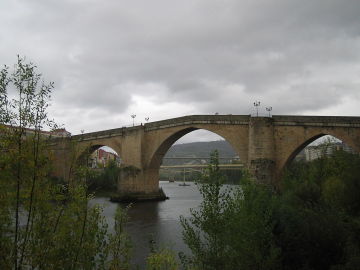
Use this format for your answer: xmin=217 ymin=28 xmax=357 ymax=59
xmin=266 ymin=106 xmax=272 ymax=117
xmin=131 ymin=114 xmax=136 ymax=126
xmin=253 ymin=101 xmax=261 ymax=117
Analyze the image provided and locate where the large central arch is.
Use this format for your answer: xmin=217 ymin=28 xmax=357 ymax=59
xmin=148 ymin=127 xmax=197 ymax=170
xmin=143 ymin=124 xmax=249 ymax=189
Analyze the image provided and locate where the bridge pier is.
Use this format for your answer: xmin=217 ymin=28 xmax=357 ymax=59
xmin=116 ymin=168 xmax=158 ymax=194
xmin=247 ymin=117 xmax=276 ymax=185
xmin=110 ymin=128 xmax=167 ymax=202
xmin=111 ymin=168 xmax=167 ymax=202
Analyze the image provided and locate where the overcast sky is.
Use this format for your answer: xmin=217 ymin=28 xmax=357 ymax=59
xmin=1 ymin=0 xmax=360 ymax=144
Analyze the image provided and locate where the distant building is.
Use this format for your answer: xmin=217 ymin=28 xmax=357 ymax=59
xmin=231 ymin=155 xmax=241 ymax=164
xmin=89 ymin=148 xmax=121 ymax=168
xmin=294 ymin=149 xmax=306 ymax=162
xmin=296 ymin=142 xmax=357 ymax=162
xmin=305 ymin=146 xmax=323 ymax=161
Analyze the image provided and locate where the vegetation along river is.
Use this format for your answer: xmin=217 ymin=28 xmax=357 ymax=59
xmin=91 ymin=181 xmax=202 ymax=267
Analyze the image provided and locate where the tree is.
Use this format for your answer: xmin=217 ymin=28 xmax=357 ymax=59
xmin=180 ymin=150 xmax=280 ymax=270
xmin=278 ymin=149 xmax=360 ymax=269
xmin=0 ymin=55 xmax=57 ymax=268
xmin=87 ymin=159 xmax=120 ymax=192
xmin=180 ymin=147 xmax=360 ymax=269
xmin=146 ymin=241 xmax=178 ymax=270
xmin=0 ymin=57 xmax=132 ymax=269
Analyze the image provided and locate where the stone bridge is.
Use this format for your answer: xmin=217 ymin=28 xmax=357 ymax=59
xmin=51 ymin=115 xmax=360 ymax=198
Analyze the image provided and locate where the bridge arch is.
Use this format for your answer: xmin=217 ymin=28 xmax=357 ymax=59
xmin=280 ymin=131 xmax=360 ymax=175
xmin=148 ymin=127 xmax=197 ymax=170
xmin=75 ymin=144 xmax=122 ymax=168
xmin=144 ymin=124 xmax=248 ymax=186
xmin=282 ymin=134 xmax=326 ymax=170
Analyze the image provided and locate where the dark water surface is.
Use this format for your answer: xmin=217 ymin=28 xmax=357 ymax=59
xmin=91 ymin=181 xmax=202 ymax=267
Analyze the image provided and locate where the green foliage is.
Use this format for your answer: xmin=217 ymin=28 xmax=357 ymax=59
xmin=180 ymin=151 xmax=280 ymax=270
xmin=86 ymin=162 xmax=141 ymax=193
xmin=181 ymin=149 xmax=360 ymax=270
xmin=219 ymin=168 xmax=242 ymax=185
xmin=22 ymin=184 xmax=111 ymax=269
xmin=87 ymin=159 xmax=120 ymax=192
xmin=277 ymin=150 xmax=360 ymax=269
xmin=107 ymin=205 xmax=133 ymax=270
xmin=146 ymin=241 xmax=179 ymax=270
xmin=0 ymin=57 xmax=132 ymax=269
xmin=0 ymin=56 xmax=58 ymax=269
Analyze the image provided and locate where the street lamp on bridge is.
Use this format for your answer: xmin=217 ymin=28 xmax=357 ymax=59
xmin=131 ymin=114 xmax=136 ymax=126
xmin=253 ymin=101 xmax=261 ymax=117
xmin=266 ymin=106 xmax=272 ymax=117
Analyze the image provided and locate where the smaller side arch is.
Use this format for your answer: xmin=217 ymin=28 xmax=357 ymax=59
xmin=75 ymin=143 xmax=121 ymax=168
xmin=76 ymin=144 xmax=105 ymax=166
xmin=282 ymin=134 xmax=326 ymax=170
xmin=280 ymin=132 xmax=359 ymax=176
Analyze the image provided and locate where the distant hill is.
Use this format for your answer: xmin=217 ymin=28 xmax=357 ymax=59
xmin=162 ymin=140 xmax=237 ymax=165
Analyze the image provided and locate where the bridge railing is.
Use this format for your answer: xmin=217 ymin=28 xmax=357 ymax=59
xmin=272 ymin=115 xmax=360 ymax=127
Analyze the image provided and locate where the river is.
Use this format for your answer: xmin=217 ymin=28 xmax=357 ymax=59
xmin=91 ymin=181 xmax=202 ymax=267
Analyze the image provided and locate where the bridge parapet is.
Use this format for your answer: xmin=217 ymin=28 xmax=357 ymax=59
xmin=273 ymin=115 xmax=360 ymax=127
xmin=61 ymin=115 xmax=360 ymax=141
xmin=68 ymin=114 xmax=252 ymax=140
xmin=70 ymin=126 xmax=143 ymax=141
xmin=144 ymin=114 xmax=250 ymax=131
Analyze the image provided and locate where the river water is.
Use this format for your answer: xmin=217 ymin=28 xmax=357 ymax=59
xmin=91 ymin=181 xmax=202 ymax=267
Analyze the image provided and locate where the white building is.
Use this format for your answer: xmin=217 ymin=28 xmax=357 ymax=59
xmin=302 ymin=142 xmax=356 ymax=162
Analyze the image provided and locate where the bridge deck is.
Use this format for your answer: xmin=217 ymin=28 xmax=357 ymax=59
xmin=69 ymin=114 xmax=360 ymax=141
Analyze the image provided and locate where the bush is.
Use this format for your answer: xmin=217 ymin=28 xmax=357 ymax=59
xmin=180 ymin=151 xmax=280 ymax=270
xmin=87 ymin=159 xmax=120 ymax=192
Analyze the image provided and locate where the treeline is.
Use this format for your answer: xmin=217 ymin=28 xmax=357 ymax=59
xmin=163 ymin=140 xmax=237 ymax=166
xmin=165 ymin=140 xmax=236 ymax=158
xmin=0 ymin=57 xmax=136 ymax=269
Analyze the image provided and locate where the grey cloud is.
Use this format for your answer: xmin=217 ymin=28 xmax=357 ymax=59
xmin=1 ymin=0 xmax=360 ymax=134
